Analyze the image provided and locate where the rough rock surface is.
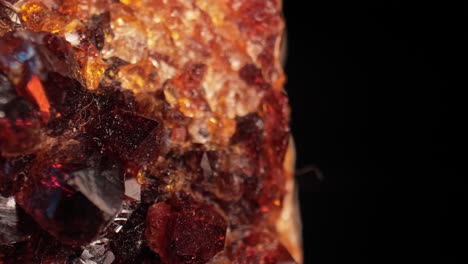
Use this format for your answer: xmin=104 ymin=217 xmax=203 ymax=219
xmin=0 ymin=0 xmax=299 ymax=263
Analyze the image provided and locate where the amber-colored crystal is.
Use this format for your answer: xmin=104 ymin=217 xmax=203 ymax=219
xmin=20 ymin=1 xmax=50 ymax=31
xmin=75 ymin=44 xmax=107 ymax=90
xmin=118 ymin=59 xmax=160 ymax=93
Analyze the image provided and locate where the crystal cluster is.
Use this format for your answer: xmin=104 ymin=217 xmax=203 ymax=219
xmin=0 ymin=0 xmax=299 ymax=263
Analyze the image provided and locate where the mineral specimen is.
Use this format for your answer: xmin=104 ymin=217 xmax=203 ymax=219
xmin=0 ymin=0 xmax=300 ymax=263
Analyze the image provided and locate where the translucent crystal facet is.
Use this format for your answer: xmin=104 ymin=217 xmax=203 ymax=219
xmin=15 ymin=140 xmax=124 ymax=245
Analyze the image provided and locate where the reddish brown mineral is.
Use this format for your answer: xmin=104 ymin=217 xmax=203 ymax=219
xmin=0 ymin=0 xmax=300 ymax=263
xmin=145 ymin=200 xmax=227 ymax=264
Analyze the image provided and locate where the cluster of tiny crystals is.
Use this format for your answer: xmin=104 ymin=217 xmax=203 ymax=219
xmin=0 ymin=0 xmax=293 ymax=263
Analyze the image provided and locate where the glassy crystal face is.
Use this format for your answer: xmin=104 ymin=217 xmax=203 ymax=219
xmin=0 ymin=0 xmax=297 ymax=263
xmin=0 ymin=196 xmax=29 ymax=245
xmin=15 ymin=139 xmax=124 ymax=245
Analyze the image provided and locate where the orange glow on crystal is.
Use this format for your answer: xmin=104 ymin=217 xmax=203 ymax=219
xmin=26 ymin=75 xmax=50 ymax=120
xmin=20 ymin=1 xmax=51 ymax=31
xmin=274 ymin=199 xmax=281 ymax=206
xmin=136 ymin=170 xmax=147 ymax=184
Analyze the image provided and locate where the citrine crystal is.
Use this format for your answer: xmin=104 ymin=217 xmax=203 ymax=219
xmin=0 ymin=0 xmax=300 ymax=263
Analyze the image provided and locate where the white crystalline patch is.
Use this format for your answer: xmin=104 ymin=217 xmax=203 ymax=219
xmin=158 ymin=60 xmax=176 ymax=80
xmin=115 ymin=225 xmax=123 ymax=233
xmin=246 ymin=41 xmax=263 ymax=64
xmin=77 ymin=238 xmax=114 ymax=264
xmin=185 ymin=10 xmax=198 ymax=21
xmin=6 ymin=197 xmax=15 ymax=208
xmin=124 ymin=178 xmax=141 ymax=201
xmin=65 ymin=32 xmax=81 ymax=47
xmin=80 ymin=249 xmax=93 ymax=260
xmin=229 ymin=57 xmax=242 ymax=71
xmin=149 ymin=57 xmax=160 ymax=68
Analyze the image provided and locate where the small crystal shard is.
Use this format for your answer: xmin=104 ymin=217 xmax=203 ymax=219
xmin=0 ymin=196 xmax=29 ymax=245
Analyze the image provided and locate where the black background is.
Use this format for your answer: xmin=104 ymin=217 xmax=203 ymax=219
xmin=283 ymin=1 xmax=461 ymax=263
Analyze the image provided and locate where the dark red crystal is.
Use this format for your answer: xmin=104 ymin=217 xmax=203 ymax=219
xmin=146 ymin=201 xmax=227 ymax=264
xmin=0 ymin=70 xmax=43 ymax=156
xmin=15 ymin=139 xmax=124 ymax=245
xmin=239 ymin=64 xmax=266 ymax=86
xmin=0 ymin=229 xmax=80 ymax=264
xmin=86 ymin=108 xmax=159 ymax=162
xmin=40 ymin=71 xmax=87 ymax=136
xmin=0 ymin=31 xmax=83 ymax=92
xmin=0 ymin=155 xmax=33 ymax=197
xmin=0 ymin=31 xmax=87 ymax=154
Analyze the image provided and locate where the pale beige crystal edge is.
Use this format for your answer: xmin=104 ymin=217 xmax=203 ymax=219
xmin=278 ymin=137 xmax=303 ymax=264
